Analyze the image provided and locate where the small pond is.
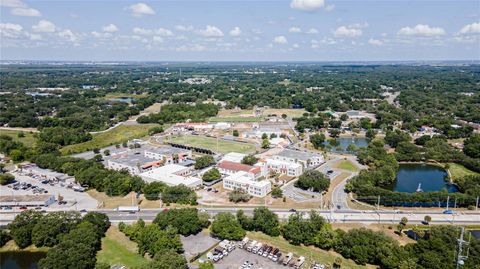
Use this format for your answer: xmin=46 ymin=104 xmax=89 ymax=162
xmin=390 ymin=163 xmax=458 ymax=193
xmin=323 ymin=137 xmax=369 ymax=153
xmin=0 ymin=251 xmax=46 ymax=269
xmin=109 ymin=97 xmax=133 ymax=103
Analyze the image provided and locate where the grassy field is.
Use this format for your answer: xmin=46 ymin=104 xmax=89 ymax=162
xmin=246 ymin=231 xmax=373 ymax=269
xmin=168 ymin=135 xmax=256 ymax=154
xmin=0 ymin=129 xmax=37 ymax=147
xmin=208 ymin=116 xmax=262 ymax=122
xmin=334 ymin=159 xmax=360 ymax=172
xmin=61 ymin=124 xmax=157 ymax=154
xmin=263 ymin=108 xmax=307 ymax=118
xmin=97 ymin=226 xmax=149 ymax=268
xmin=448 ymin=163 xmax=479 ymax=180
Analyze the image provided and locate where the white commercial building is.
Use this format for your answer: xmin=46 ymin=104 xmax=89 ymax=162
xmin=265 ymin=158 xmax=302 ymax=177
xmin=139 ymin=164 xmax=202 ymax=188
xmin=221 ymin=152 xmax=247 ymax=163
xmin=143 ymin=145 xmax=192 ymax=164
xmin=273 ymin=149 xmax=324 ymax=169
xmin=223 ymin=171 xmax=271 ymax=197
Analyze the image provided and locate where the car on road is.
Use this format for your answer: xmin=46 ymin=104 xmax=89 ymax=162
xmin=289 ymin=208 xmax=297 ymax=212
xmin=443 ymin=210 xmax=454 ymax=214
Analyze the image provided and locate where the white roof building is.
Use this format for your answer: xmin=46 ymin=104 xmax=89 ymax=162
xmin=265 ymin=158 xmax=302 ymax=177
xmin=140 ymin=164 xmax=202 ymax=188
xmin=223 ymin=171 xmax=271 ymax=197
xmin=221 ymin=152 xmax=247 ymax=163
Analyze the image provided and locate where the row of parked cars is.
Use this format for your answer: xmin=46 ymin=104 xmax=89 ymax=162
xmin=206 ymin=239 xmax=236 ymax=262
xmin=240 ymin=237 xmax=306 ymax=268
xmin=7 ymin=182 xmax=49 ymax=194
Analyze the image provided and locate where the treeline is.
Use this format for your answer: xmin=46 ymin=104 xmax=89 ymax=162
xmin=208 ymin=207 xmax=480 ymax=269
xmin=4 ymin=210 xmax=110 ymax=269
xmin=349 ymin=140 xmax=480 ymax=207
xmin=119 ymin=208 xmax=210 ymax=268
xmin=137 ymin=103 xmax=219 ymax=124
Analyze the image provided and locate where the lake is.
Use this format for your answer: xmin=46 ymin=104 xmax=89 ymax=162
xmin=391 ymin=163 xmax=458 ymax=193
xmin=323 ymin=137 xmax=369 ymax=153
xmin=0 ymin=251 xmax=46 ymax=269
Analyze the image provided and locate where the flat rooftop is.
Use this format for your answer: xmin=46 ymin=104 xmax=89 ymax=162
xmin=276 ymin=149 xmax=321 ymax=161
xmin=107 ymin=151 xmax=158 ymax=166
xmin=0 ymin=195 xmax=54 ymax=203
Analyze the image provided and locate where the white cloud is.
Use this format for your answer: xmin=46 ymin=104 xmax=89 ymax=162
xmin=133 ymin=27 xmax=173 ymax=36
xmin=32 ymin=20 xmax=56 ymax=33
xmin=229 ymin=27 xmax=242 ymax=37
xmin=197 ymin=25 xmax=224 ymax=38
xmin=11 ymin=7 xmax=41 ymax=17
xmin=127 ymin=3 xmax=155 ymax=17
xmin=27 ymin=33 xmax=41 ymax=40
xmin=290 ymin=0 xmax=325 ymax=11
xmin=0 ymin=0 xmax=26 ymax=8
xmin=459 ymin=22 xmax=480 ymax=35
xmin=325 ymin=4 xmax=335 ymax=11
xmin=289 ymin=27 xmax=302 ymax=33
xmin=175 ymin=25 xmax=193 ymax=31
xmin=334 ymin=26 xmax=362 ymax=38
xmin=57 ymin=29 xmax=80 ymax=42
xmin=398 ymin=24 xmax=445 ymax=37
xmin=102 ymin=24 xmax=118 ymax=33
xmin=273 ymin=35 xmax=288 ymax=44
xmin=152 ymin=36 xmax=163 ymax=43
xmin=368 ymin=38 xmax=383 ymax=46
xmin=306 ymin=28 xmax=319 ymax=34
xmin=0 ymin=22 xmax=24 ymax=38
xmin=176 ymin=44 xmax=207 ymax=52
xmin=91 ymin=31 xmax=112 ymax=38
xmin=292 ymin=43 xmax=300 ymax=48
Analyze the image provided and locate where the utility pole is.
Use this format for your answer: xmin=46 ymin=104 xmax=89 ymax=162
xmin=376 ymin=195 xmax=380 ymax=211
xmin=447 ymin=196 xmax=450 ymax=210
xmin=454 ymin=198 xmax=458 ymax=209
xmin=476 ymin=196 xmax=479 ymax=211
xmin=456 ymin=227 xmax=469 ymax=269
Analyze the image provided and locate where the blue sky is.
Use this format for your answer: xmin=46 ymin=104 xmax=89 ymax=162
xmin=1 ymin=0 xmax=479 ymax=61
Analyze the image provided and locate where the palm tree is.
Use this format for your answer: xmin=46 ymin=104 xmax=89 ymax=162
xmin=400 ymin=217 xmax=408 ymax=225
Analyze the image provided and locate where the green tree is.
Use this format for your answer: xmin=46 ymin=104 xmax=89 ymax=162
xmin=194 ymin=155 xmax=215 ymax=169
xmin=143 ymin=182 xmax=167 ymax=200
xmin=252 ymin=207 xmax=280 ymax=236
xmin=329 ymin=129 xmax=341 ymax=138
xmin=0 ymin=173 xmax=15 ymax=185
xmin=261 ymin=138 xmax=270 ymax=149
xmin=424 ymin=215 xmax=431 ymax=224
xmin=153 ymin=208 xmax=205 ymax=236
xmin=141 ymin=249 xmax=188 ymax=269
xmin=295 ymin=170 xmax=330 ymax=193
xmin=210 ymin=212 xmax=245 ymax=240
xmin=366 ymin=129 xmax=376 ymax=140
xmin=271 ymin=187 xmax=283 ymax=198
xmin=202 ymin=168 xmax=221 ymax=182
xmin=241 ymin=155 xmax=258 ymax=165
xmin=228 ymin=189 xmax=251 ymax=203
xmin=232 ymin=129 xmax=239 ymax=137
xmin=7 ymin=210 xmax=43 ymax=248
xmin=310 ymin=133 xmax=326 ymax=149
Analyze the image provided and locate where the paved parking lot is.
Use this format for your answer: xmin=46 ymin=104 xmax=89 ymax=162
xmin=1 ymin=172 xmax=98 ymax=210
xmin=181 ymin=231 xmax=219 ymax=261
xmin=214 ymin=248 xmax=286 ymax=269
